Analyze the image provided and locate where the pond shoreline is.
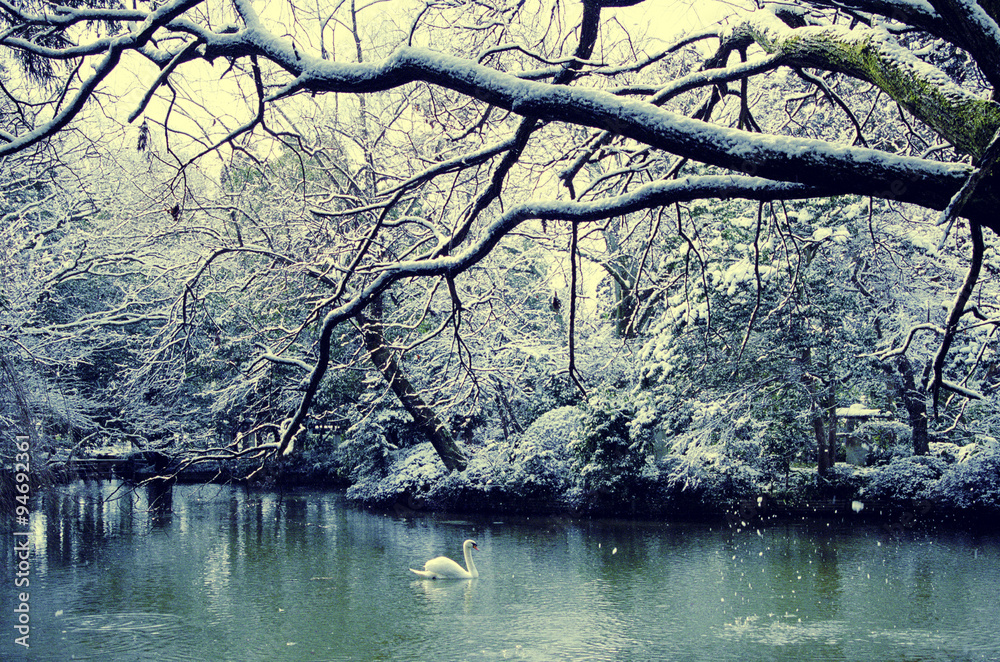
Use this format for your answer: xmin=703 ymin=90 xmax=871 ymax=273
xmin=22 ymin=461 xmax=998 ymax=534
xmin=363 ymin=490 xmax=1000 ymax=533
xmin=25 ymin=437 xmax=999 ymax=533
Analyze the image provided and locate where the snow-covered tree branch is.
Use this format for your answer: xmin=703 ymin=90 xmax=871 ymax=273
xmin=3 ymin=0 xmax=997 ymax=477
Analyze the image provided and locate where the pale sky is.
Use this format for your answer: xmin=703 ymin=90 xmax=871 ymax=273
xmin=94 ymin=0 xmax=747 ymax=170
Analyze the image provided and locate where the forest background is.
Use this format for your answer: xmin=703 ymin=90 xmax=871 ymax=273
xmin=2 ymin=0 xmax=999 ymax=520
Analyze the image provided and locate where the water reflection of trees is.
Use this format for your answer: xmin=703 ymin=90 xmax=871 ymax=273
xmin=40 ymin=481 xmax=181 ymax=564
xmin=25 ymin=483 xmax=1000 ymax=661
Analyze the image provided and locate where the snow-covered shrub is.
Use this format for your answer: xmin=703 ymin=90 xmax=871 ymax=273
xmin=656 ymin=446 xmax=764 ymax=514
xmin=345 ymin=443 xmax=447 ymax=507
xmin=337 ymin=408 xmax=419 ymax=483
xmin=571 ymin=395 xmax=653 ymax=507
xmin=345 ymin=407 xmax=585 ymax=511
xmin=793 ymin=463 xmax=865 ymax=502
xmin=862 ymin=454 xmax=947 ymax=502
xmin=515 ymin=405 xmax=582 ymax=456
xmin=928 ymin=439 xmax=1000 ymax=512
xmin=414 ymin=445 xmax=507 ymax=510
xmin=423 ymin=440 xmax=572 ymax=513
xmin=490 ymin=405 xmax=581 ymax=504
xmin=928 ymin=441 xmax=964 ymax=463
xmin=271 ymin=447 xmax=346 ymax=486
xmin=861 ymin=420 xmax=912 ymax=465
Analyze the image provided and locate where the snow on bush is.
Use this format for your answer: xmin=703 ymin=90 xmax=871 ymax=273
xmin=658 ymin=445 xmax=763 ymax=505
xmin=862 ymin=454 xmax=947 ymax=502
xmin=345 ymin=406 xmax=585 ymax=510
xmin=860 ymin=420 xmax=912 ymax=465
xmin=856 ymin=440 xmax=1000 ymax=513
xmin=342 ymin=404 xmax=1000 ymax=517
xmin=928 ymin=439 xmax=1000 ymax=511
xmin=469 ymin=405 xmax=582 ymax=505
xmin=345 ymin=443 xmax=447 ymax=507
xmin=516 ymin=405 xmax=583 ymax=457
xmin=571 ymin=397 xmax=647 ymax=498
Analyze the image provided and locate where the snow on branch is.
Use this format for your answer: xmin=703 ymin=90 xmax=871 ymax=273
xmin=276 ymin=174 xmax=833 ymax=452
xmin=940 ymin=379 xmax=985 ymax=400
xmin=0 ymin=0 xmax=147 ymax=29
xmin=725 ymin=8 xmax=1000 ymax=157
xmin=241 ymin=44 xmax=977 ymax=216
xmin=872 ymin=322 xmax=945 ymax=359
xmin=0 ymin=0 xmax=204 ymax=157
xmin=256 ymin=345 xmax=312 ymax=373
xmin=0 ymin=2 xmax=990 ymax=220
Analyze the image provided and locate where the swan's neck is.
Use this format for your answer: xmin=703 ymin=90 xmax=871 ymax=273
xmin=464 ymin=544 xmax=479 ymax=578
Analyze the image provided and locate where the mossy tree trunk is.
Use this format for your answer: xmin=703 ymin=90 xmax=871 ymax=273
xmin=724 ymin=8 xmax=1000 ymax=158
xmin=796 ymin=340 xmax=838 ymax=477
xmin=804 ymin=357 xmax=838 ymax=477
xmin=591 ymin=228 xmax=663 ymax=340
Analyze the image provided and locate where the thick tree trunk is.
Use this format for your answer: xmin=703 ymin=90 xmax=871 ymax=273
xmin=356 ymin=303 xmax=467 ymax=472
xmin=812 ymin=386 xmax=838 ymax=477
xmin=896 ymin=355 xmax=931 ymax=456
xmin=799 ymin=345 xmax=837 ymax=477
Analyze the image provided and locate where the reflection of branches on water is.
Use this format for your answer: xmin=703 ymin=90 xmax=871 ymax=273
xmin=98 ymin=478 xmax=173 ymax=522
xmin=883 ymin=498 xmax=935 ymax=535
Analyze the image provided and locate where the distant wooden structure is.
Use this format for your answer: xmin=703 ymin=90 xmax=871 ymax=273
xmin=58 ymin=457 xmax=122 ymax=480
xmin=50 ymin=451 xmax=218 ymax=483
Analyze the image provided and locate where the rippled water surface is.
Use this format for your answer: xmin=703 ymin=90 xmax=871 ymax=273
xmin=5 ymin=481 xmax=1000 ymax=661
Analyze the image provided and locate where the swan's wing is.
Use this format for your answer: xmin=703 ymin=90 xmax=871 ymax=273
xmin=410 ymin=568 xmax=437 ymax=579
xmin=421 ymin=555 xmax=470 ymax=578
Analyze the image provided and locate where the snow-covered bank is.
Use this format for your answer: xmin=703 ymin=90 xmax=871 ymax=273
xmin=340 ymin=431 xmax=1000 ymax=527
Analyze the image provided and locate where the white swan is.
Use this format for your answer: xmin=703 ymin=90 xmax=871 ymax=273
xmin=410 ymin=539 xmax=479 ymax=579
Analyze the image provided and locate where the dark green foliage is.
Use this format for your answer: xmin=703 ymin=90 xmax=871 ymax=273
xmin=571 ymin=395 xmax=651 ymax=506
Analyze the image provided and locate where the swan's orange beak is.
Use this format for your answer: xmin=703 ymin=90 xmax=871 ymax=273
xmin=472 ymin=543 xmax=479 ymax=550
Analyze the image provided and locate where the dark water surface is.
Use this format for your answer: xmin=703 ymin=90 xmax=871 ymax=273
xmin=4 ymin=481 xmax=1000 ymax=661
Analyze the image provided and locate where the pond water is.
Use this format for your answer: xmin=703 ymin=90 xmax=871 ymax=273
xmin=4 ymin=481 xmax=1000 ymax=661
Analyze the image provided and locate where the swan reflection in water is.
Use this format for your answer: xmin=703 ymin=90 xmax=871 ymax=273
xmin=413 ymin=575 xmax=477 ymax=605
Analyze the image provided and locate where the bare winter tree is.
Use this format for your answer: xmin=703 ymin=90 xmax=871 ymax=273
xmin=3 ymin=0 xmax=998 ymax=469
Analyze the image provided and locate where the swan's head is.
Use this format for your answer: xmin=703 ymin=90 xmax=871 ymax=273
xmin=464 ymin=539 xmax=479 ymax=551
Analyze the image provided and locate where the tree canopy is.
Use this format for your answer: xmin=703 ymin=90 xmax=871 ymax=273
xmin=1 ymin=0 xmax=998 ymax=489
